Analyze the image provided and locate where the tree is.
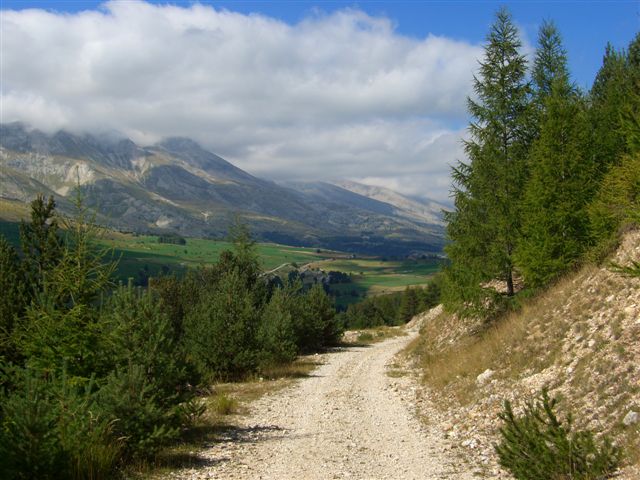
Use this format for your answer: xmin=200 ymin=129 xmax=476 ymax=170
xmin=0 ymin=237 xmax=29 ymax=361
xmin=515 ymin=24 xmax=594 ymax=287
xmin=444 ymin=8 xmax=532 ymax=313
xmin=397 ymin=287 xmax=419 ymax=324
xmin=19 ymin=194 xmax=62 ymax=289
xmin=531 ymin=20 xmax=569 ymax=110
xmin=589 ymin=42 xmax=632 ymax=175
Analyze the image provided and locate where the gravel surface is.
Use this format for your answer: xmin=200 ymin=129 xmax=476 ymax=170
xmin=168 ymin=324 xmax=474 ymax=480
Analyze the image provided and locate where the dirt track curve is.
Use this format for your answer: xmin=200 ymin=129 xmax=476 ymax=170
xmin=167 ymin=324 xmax=473 ymax=480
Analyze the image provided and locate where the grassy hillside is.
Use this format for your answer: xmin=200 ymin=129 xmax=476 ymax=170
xmin=0 ymin=214 xmax=441 ymax=294
xmin=407 ymin=229 xmax=640 ymax=478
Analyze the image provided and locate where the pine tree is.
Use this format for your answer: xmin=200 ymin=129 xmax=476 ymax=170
xmin=515 ymin=24 xmax=594 ymax=287
xmin=397 ymin=287 xmax=419 ymax=324
xmin=516 ymin=82 xmax=593 ymax=286
xmin=444 ymin=8 xmax=531 ymax=313
xmin=0 ymin=237 xmax=29 ymax=360
xmin=532 ymin=20 xmax=568 ymax=112
xmin=589 ymin=42 xmax=632 ymax=174
xmin=19 ymin=194 xmax=62 ymax=289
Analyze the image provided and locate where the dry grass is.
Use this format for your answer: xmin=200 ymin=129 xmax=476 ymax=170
xmin=342 ymin=325 xmax=407 ymax=346
xmin=406 ymin=231 xmax=640 ymax=475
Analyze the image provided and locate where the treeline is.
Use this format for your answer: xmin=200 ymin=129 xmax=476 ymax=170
xmin=157 ymin=233 xmax=186 ymax=245
xmin=338 ymin=279 xmax=441 ymax=329
xmin=444 ymin=8 xmax=640 ymax=317
xmin=0 ymin=195 xmax=341 ymax=479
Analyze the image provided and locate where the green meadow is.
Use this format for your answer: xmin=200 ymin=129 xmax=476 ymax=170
xmin=1 ymin=215 xmax=442 ymax=299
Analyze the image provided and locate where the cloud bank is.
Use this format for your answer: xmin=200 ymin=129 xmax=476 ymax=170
xmin=1 ymin=1 xmax=482 ymax=201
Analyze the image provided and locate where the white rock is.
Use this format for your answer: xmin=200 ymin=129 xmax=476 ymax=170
xmin=623 ymin=411 xmax=639 ymax=426
xmin=476 ymin=369 xmax=495 ymax=385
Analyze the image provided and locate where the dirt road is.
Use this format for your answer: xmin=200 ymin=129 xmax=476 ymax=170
xmin=169 ymin=323 xmax=473 ymax=480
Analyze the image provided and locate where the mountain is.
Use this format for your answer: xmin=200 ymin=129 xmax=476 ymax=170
xmin=0 ymin=123 xmax=445 ymax=256
xmin=331 ymin=180 xmax=447 ymax=227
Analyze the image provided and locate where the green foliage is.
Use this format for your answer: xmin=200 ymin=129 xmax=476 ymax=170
xmin=397 ymin=287 xmax=419 ymax=324
xmin=516 ymin=81 xmax=594 ymax=287
xmin=99 ymin=283 xmax=191 ymax=404
xmin=445 ymin=7 xmax=532 ymax=312
xmin=96 ymin=364 xmax=178 ymax=459
xmin=589 ymin=152 xmax=640 ymax=246
xmin=19 ymin=194 xmax=63 ymax=289
xmin=258 ymin=288 xmax=298 ymax=366
xmin=184 ymin=269 xmax=260 ymax=380
xmin=0 ymin=238 xmax=29 ymax=361
xmin=0 ymin=367 xmax=120 ymax=480
xmin=532 ymin=20 xmax=569 ymax=115
xmin=496 ymin=390 xmax=621 ymax=480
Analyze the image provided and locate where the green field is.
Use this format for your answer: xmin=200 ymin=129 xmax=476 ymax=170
xmin=97 ymin=232 xmax=337 ymax=283
xmin=0 ymin=217 xmax=442 ymax=300
xmin=309 ymin=257 xmax=443 ymax=307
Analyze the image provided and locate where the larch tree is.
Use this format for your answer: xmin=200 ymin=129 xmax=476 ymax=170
xmin=443 ymin=7 xmax=531 ymax=314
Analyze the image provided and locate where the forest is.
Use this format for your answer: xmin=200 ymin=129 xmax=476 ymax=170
xmin=443 ymin=9 xmax=640 ymax=317
xmin=0 ymin=193 xmax=344 ymax=478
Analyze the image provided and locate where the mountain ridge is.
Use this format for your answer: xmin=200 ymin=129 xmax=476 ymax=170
xmin=0 ymin=123 xmax=445 ymax=256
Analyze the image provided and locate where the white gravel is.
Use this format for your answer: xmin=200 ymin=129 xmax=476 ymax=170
xmin=168 ymin=327 xmax=474 ymax=480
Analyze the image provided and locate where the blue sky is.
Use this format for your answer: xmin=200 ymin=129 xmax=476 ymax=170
xmin=1 ymin=1 xmax=638 ymax=200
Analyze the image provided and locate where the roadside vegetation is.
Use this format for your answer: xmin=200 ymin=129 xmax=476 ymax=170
xmin=0 ymin=194 xmax=343 ymax=479
xmin=418 ymin=7 xmax=640 ymax=478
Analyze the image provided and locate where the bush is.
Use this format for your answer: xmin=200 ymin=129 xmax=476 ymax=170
xmin=96 ymin=364 xmax=178 ymax=460
xmin=495 ymin=389 xmax=621 ymax=480
xmin=183 ymin=270 xmax=260 ymax=381
xmin=0 ymin=367 xmax=119 ymax=480
xmin=257 ymin=288 xmax=298 ymax=367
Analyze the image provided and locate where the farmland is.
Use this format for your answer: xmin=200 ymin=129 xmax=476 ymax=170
xmin=0 ymin=213 xmax=442 ymax=301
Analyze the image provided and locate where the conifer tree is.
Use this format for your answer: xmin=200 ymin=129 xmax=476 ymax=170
xmin=515 ymin=23 xmax=594 ymax=286
xmin=589 ymin=43 xmax=632 ymax=174
xmin=444 ymin=8 xmax=531 ymax=312
xmin=516 ymin=81 xmax=593 ymax=286
xmin=532 ymin=20 xmax=568 ymax=112
xmin=19 ymin=194 xmax=62 ymax=288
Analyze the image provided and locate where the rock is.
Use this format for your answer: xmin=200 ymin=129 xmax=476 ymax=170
xmin=623 ymin=410 xmax=639 ymax=426
xmin=476 ymin=369 xmax=495 ymax=385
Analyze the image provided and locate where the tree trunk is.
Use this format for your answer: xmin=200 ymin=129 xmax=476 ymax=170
xmin=506 ymin=269 xmax=515 ymax=296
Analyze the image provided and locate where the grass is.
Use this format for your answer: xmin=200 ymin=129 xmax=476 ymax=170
xmin=0 ymin=217 xmax=442 ymax=297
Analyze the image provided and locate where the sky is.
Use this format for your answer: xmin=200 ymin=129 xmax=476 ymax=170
xmin=1 ymin=1 xmax=638 ymax=202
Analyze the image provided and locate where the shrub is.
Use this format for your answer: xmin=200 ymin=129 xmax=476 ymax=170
xmin=183 ymin=270 xmax=260 ymax=380
xmin=495 ymin=389 xmax=621 ymax=480
xmin=96 ymin=364 xmax=178 ymax=460
xmin=257 ymin=288 xmax=298 ymax=367
xmin=0 ymin=367 xmax=119 ymax=480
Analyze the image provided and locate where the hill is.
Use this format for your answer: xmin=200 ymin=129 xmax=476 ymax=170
xmin=0 ymin=123 xmax=445 ymax=256
xmin=407 ymin=229 xmax=640 ymax=478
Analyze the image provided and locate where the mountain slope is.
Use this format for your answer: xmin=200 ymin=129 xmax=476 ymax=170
xmin=333 ymin=180 xmax=447 ymax=226
xmin=0 ymin=123 xmax=445 ymax=255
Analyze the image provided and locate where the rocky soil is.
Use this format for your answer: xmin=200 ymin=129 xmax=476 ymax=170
xmin=164 ymin=313 xmax=475 ymax=480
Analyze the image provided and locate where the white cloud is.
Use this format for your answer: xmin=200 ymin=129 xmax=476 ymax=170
xmin=0 ymin=1 xmax=482 ymax=201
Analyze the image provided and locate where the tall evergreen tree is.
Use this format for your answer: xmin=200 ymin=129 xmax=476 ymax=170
xmin=444 ymin=8 xmax=531 ymax=313
xmin=532 ymin=20 xmax=569 ymax=110
xmin=515 ymin=23 xmax=595 ymax=286
xmin=516 ymin=81 xmax=593 ymax=286
xmin=19 ymin=194 xmax=62 ymax=289
xmin=589 ymin=43 xmax=632 ymax=174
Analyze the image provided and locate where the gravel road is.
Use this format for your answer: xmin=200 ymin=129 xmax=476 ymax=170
xmin=170 ymin=324 xmax=473 ymax=480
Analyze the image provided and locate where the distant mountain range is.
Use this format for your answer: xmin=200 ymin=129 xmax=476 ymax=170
xmin=0 ymin=123 xmax=447 ymax=255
